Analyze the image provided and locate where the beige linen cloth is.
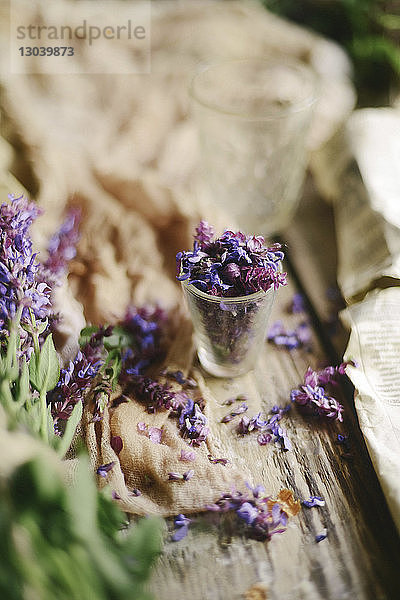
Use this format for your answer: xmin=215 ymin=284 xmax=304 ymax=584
xmin=0 ymin=0 xmax=355 ymax=515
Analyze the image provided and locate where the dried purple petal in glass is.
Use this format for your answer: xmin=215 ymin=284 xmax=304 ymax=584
xmin=182 ymin=281 xmax=275 ymax=377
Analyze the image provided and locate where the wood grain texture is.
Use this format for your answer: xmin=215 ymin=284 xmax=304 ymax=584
xmin=150 ymin=200 xmax=400 ymax=600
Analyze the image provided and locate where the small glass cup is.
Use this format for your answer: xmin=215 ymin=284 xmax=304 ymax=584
xmin=190 ymin=58 xmax=318 ymax=236
xmin=182 ymin=281 xmax=275 ymax=377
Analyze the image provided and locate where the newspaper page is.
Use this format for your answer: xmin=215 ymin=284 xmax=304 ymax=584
xmin=341 ymin=287 xmax=400 ymax=533
xmin=312 ymin=108 xmax=400 ymax=301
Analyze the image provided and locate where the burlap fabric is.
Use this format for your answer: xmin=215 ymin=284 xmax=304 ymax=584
xmin=0 ymin=0 xmax=355 ymax=516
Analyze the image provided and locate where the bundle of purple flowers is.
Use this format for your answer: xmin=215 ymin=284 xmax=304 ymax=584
xmin=176 ymin=221 xmax=287 ymax=297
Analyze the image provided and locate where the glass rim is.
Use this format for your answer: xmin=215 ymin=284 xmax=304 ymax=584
xmin=181 ymin=278 xmax=275 ymax=303
xmin=189 ymin=57 xmax=318 ymax=121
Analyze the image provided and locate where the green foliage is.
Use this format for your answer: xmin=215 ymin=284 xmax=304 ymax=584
xmin=262 ymin=0 xmax=400 ymax=101
xmin=0 ymin=315 xmax=163 ymax=600
xmin=0 ymin=318 xmax=77 ymax=454
xmin=0 ymin=453 xmax=163 ymax=600
xmin=29 ymin=333 xmax=60 ymax=393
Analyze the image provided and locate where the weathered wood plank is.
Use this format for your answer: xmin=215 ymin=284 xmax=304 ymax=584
xmin=150 ymin=267 xmax=400 ymax=600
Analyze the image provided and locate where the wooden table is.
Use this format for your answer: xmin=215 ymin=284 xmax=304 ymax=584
xmin=150 ymin=179 xmax=400 ymax=600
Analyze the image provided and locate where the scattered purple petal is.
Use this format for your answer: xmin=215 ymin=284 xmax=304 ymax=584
xmin=130 ymin=488 xmax=141 ymax=497
xmin=43 ymin=208 xmax=80 ymax=279
xmin=208 ymin=454 xmax=229 ymax=465
xmin=237 ymin=405 xmax=291 ymax=450
xmin=183 ymin=469 xmax=194 ymax=481
xmin=171 ymin=514 xmax=192 ymax=541
xmin=112 ymin=490 xmax=121 ymax=500
xmin=110 ymin=435 xmax=123 ymax=454
xmin=137 ymin=422 xmax=163 ymax=444
xmin=316 ymin=529 xmax=328 ymax=543
xmin=221 ymin=402 xmax=248 ymax=423
xmin=288 ymin=293 xmax=306 ymax=314
xmin=206 ymin=485 xmax=299 ymax=542
xmin=179 ymin=448 xmax=196 ymax=462
xmin=97 ymin=462 xmax=116 ymax=478
xmin=237 ymin=501 xmax=259 ymax=525
xmin=168 ymin=472 xmax=184 ymax=481
xmin=302 ymin=496 xmax=325 ymax=508
xmin=257 ymin=432 xmax=272 ymax=445
xmin=267 ymin=319 xmax=312 ymax=351
xmin=148 ymin=427 xmax=163 ymax=444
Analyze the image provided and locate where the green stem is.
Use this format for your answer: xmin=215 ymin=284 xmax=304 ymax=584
xmin=39 ymin=388 xmax=48 ymax=443
xmin=5 ymin=305 xmax=23 ymax=372
xmin=0 ymin=379 xmax=15 ymax=415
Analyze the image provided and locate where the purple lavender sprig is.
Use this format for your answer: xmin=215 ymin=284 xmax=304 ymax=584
xmin=174 ymin=395 xmax=209 ymax=446
xmin=43 ymin=208 xmax=80 ymax=281
xmin=48 ymin=326 xmax=109 ymax=423
xmin=206 ymin=484 xmax=300 ymax=542
xmin=290 ymin=363 xmax=355 ymax=422
xmin=237 ymin=405 xmax=292 ymax=450
xmin=176 ymin=221 xmax=287 ymax=297
xmin=0 ymin=194 xmax=52 ymax=352
xmin=267 ymin=319 xmax=312 ymax=351
xmin=121 ymin=305 xmax=170 ymax=377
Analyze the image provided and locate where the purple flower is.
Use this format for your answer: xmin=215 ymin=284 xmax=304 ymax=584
xmin=43 ymin=208 xmax=80 ymax=280
xmin=267 ymin=319 xmax=312 ymax=351
xmin=257 ymin=432 xmax=272 ymax=445
xmin=236 ymin=405 xmax=291 ymax=450
xmin=208 ymin=454 xmax=229 ymax=465
xmin=317 ymin=361 xmax=357 ymax=385
xmin=288 ymin=293 xmax=306 ymax=314
xmin=302 ymin=496 xmax=325 ymax=508
xmin=222 ymin=394 xmax=247 ymax=406
xmin=128 ymin=375 xmax=174 ymax=412
xmin=172 ymin=514 xmax=191 ymax=541
xmin=315 ymin=529 xmax=328 ymax=543
xmin=121 ymin=305 xmax=170 ymax=377
xmin=183 ymin=469 xmax=194 ymax=481
xmin=175 ymin=398 xmax=209 ymax=446
xmin=206 ymin=485 xmax=299 ymax=542
xmin=97 ymin=461 xmax=115 ymax=478
xmin=179 ymin=449 xmax=196 ymax=462
xmin=291 ymin=366 xmax=344 ymax=421
xmin=148 ymin=427 xmax=163 ymax=444
xmin=168 ymin=472 xmax=184 ymax=481
xmin=194 ymin=220 xmax=215 ymax=247
xmin=168 ymin=470 xmax=194 ymax=482
xmin=237 ymin=502 xmax=259 ymax=525
xmin=49 ymin=331 xmax=105 ymax=423
xmin=246 ymin=483 xmax=266 ymax=498
xmin=0 ymin=194 xmax=53 ymax=347
xmin=221 ymin=402 xmax=248 ymax=423
xmin=137 ymin=422 xmax=163 ymax=444
xmin=176 ymin=223 xmax=286 ymax=297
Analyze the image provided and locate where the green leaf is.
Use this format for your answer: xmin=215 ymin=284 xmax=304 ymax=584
xmin=126 ymin=517 xmax=163 ymax=582
xmin=103 ymin=326 xmax=133 ymax=351
xmin=103 ymin=349 xmax=122 ymax=390
xmin=66 ymin=454 xmax=97 ymax=542
xmin=56 ymin=402 xmax=82 ymax=459
xmin=29 ymin=334 xmax=60 ymax=393
xmin=15 ymin=358 xmax=30 ymax=408
xmin=78 ymin=325 xmax=99 ymax=347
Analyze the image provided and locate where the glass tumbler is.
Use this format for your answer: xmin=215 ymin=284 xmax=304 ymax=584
xmin=182 ymin=281 xmax=275 ymax=377
xmin=190 ymin=58 xmax=317 ymax=236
